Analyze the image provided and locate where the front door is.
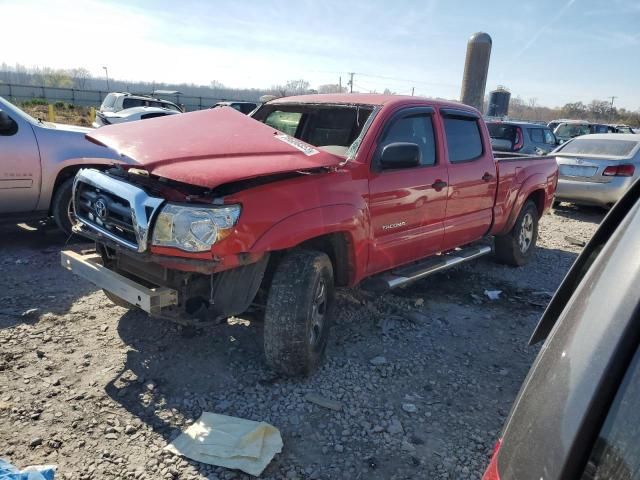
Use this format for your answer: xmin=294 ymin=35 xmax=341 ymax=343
xmin=367 ymin=107 xmax=448 ymax=275
xmin=0 ymin=108 xmax=41 ymax=213
xmin=440 ymin=109 xmax=497 ymax=250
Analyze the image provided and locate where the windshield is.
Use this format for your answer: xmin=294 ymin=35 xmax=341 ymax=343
xmin=487 ymin=123 xmax=516 ymax=141
xmin=0 ymin=97 xmax=42 ymax=125
xmin=555 ymin=123 xmax=590 ymax=138
xmin=557 ymin=138 xmax=639 ymax=157
xmin=252 ymin=103 xmax=375 ymax=155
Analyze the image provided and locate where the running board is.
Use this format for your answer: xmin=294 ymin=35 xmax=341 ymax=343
xmin=363 ymin=245 xmax=492 ymax=291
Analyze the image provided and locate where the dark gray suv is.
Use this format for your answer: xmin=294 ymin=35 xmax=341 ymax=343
xmin=483 ymin=177 xmax=640 ymax=479
xmin=487 ymin=121 xmax=558 ymax=155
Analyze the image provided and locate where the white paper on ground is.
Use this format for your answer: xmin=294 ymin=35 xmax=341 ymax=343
xmin=164 ymin=412 xmax=283 ymax=477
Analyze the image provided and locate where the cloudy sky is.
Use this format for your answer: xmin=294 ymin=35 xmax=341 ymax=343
xmin=2 ymin=0 xmax=639 ymax=109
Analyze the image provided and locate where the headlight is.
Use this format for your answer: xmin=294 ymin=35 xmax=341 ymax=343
xmin=151 ymin=204 xmax=241 ymax=252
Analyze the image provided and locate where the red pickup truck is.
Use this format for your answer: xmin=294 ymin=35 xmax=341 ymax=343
xmin=61 ymin=94 xmax=557 ymax=376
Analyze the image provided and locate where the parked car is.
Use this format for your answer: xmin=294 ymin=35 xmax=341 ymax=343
xmin=211 ymin=101 xmax=259 ymax=114
xmin=93 ymin=106 xmax=180 ymax=128
xmin=554 ymin=133 xmax=640 ymax=208
xmin=99 ymin=92 xmax=182 ymax=114
xmin=551 ymin=120 xmax=591 ymax=143
xmin=0 ymin=96 xmax=119 ymax=234
xmin=61 ymin=94 xmax=557 ymax=376
xmin=482 ymin=176 xmax=640 ymax=480
xmin=487 ymin=121 xmax=557 ymax=155
xmin=609 ymin=124 xmax=636 ymax=134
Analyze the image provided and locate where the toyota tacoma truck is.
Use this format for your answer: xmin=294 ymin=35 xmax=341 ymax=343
xmin=61 ymin=94 xmax=558 ymax=376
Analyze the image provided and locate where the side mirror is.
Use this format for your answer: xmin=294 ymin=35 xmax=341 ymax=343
xmin=0 ymin=109 xmax=17 ymax=135
xmin=380 ymin=142 xmax=420 ymax=169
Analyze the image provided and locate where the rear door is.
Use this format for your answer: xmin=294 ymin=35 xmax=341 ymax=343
xmin=0 ymin=109 xmax=41 ymax=213
xmin=440 ymin=109 xmax=497 ymax=250
xmin=367 ymin=107 xmax=448 ymax=274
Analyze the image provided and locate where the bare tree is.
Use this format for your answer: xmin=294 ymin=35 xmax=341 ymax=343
xmin=71 ymin=68 xmax=91 ymax=89
xmin=318 ymin=83 xmax=346 ymax=94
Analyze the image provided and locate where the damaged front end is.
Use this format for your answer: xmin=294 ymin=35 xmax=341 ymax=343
xmin=67 ymin=167 xmax=268 ymax=325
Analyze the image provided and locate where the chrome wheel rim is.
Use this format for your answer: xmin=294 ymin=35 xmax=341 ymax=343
xmin=309 ymin=278 xmax=327 ymax=348
xmin=519 ymin=213 xmax=534 ymax=253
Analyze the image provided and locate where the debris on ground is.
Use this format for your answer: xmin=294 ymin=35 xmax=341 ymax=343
xmin=0 ymin=458 xmax=56 ymax=479
xmin=565 ymin=235 xmax=587 ymax=247
xmin=164 ymin=412 xmax=283 ymax=477
xmin=484 ymin=290 xmax=502 ymax=300
xmin=304 ymin=393 xmax=343 ymax=411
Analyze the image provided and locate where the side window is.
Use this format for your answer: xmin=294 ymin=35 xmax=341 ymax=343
xmin=122 ymin=98 xmax=145 ymax=109
xmin=264 ymin=111 xmax=303 ymax=137
xmin=0 ymin=111 xmax=18 ymax=136
xmin=443 ymin=116 xmax=483 ymax=162
xmin=529 ymin=128 xmax=544 ymax=143
xmin=543 ymin=129 xmax=556 ymax=145
xmin=381 ymin=113 xmax=436 ymax=166
xmin=581 ymin=347 xmax=640 ymax=480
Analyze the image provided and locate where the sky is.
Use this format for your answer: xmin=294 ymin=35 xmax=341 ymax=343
xmin=2 ymin=0 xmax=639 ymax=110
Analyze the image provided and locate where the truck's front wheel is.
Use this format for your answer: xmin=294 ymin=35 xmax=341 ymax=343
xmin=264 ymin=250 xmax=334 ymax=377
xmin=494 ymin=200 xmax=539 ymax=266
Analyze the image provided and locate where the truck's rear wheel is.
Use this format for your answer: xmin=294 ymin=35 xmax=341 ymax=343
xmin=263 ymin=250 xmax=334 ymax=377
xmin=494 ymin=200 xmax=539 ymax=266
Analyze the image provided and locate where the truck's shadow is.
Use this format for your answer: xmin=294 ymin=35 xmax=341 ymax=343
xmin=105 ymin=309 xmax=269 ymax=476
xmin=0 ymin=222 xmax=97 ymax=329
xmin=103 ymin=243 xmax=581 ymax=477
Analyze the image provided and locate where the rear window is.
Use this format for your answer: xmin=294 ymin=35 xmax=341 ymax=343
xmin=558 ymin=138 xmax=639 ymax=157
xmin=487 ymin=123 xmax=516 ymax=141
xmin=264 ymin=111 xmax=303 ymax=137
xmin=555 ymin=123 xmax=590 ymax=138
xmin=101 ymin=94 xmax=117 ymax=110
xmin=444 ymin=117 xmax=483 ymax=162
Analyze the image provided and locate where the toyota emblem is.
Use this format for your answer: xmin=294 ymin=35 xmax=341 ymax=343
xmin=94 ymin=199 xmax=108 ymax=219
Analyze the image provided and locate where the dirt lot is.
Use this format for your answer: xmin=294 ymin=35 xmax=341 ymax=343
xmin=0 ymin=205 xmax=603 ymax=479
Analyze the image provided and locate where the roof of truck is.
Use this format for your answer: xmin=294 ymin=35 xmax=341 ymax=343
xmin=269 ymin=93 xmax=475 ymax=111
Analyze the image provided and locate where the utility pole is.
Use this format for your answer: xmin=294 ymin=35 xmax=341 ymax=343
xmin=411 ymin=87 xmax=415 ymax=96
xmin=102 ymin=66 xmax=110 ymax=91
xmin=608 ymin=96 xmax=617 ymax=122
xmin=348 ymin=72 xmax=355 ymax=93
xmin=339 ymin=76 xmax=342 ymax=92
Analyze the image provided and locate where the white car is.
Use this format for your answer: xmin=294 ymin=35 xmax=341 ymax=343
xmin=99 ymin=92 xmax=182 ymax=113
xmin=92 ymin=106 xmax=180 ymax=128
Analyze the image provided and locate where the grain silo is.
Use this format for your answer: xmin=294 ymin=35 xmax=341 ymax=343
xmin=460 ymin=32 xmax=492 ymax=112
xmin=487 ymin=86 xmax=511 ymax=117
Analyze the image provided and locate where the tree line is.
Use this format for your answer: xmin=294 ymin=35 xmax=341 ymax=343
xmin=1 ymin=63 xmax=637 ymax=125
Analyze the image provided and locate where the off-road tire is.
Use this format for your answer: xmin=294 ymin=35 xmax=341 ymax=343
xmin=263 ymin=250 xmax=335 ymax=377
xmin=51 ymin=177 xmax=76 ymax=236
xmin=494 ymin=200 xmax=539 ymax=266
xmin=102 ymin=289 xmax=135 ymax=309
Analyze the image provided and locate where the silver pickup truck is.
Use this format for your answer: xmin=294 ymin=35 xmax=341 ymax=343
xmin=0 ymin=97 xmax=118 ymax=234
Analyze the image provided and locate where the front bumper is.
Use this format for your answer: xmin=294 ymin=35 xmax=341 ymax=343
xmin=61 ymin=250 xmax=178 ymax=314
xmin=556 ymin=176 xmax=634 ymax=207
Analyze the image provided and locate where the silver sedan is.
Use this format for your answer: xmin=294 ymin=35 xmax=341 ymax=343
xmin=554 ymin=133 xmax=640 ymax=208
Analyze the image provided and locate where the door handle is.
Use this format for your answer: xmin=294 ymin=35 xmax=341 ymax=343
xmin=431 ymin=180 xmax=448 ymax=190
xmin=482 ymin=172 xmax=494 ymax=182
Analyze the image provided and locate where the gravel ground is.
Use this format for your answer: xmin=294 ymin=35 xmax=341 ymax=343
xmin=0 ymin=204 xmax=603 ymax=479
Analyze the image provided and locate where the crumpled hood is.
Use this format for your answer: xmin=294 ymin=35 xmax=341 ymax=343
xmin=86 ymin=107 xmax=343 ymax=189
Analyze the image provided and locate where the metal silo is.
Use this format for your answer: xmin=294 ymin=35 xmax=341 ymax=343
xmin=487 ymin=86 xmax=511 ymax=117
xmin=460 ymin=32 xmax=492 ymax=112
